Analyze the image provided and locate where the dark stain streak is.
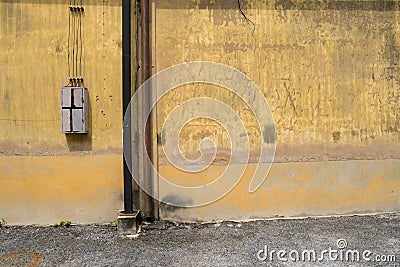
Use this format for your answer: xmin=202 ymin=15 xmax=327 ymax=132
xmin=283 ymin=82 xmax=297 ymax=116
xmin=261 ymin=44 xmax=306 ymax=51
xmin=264 ymin=124 xmax=276 ymax=144
xmin=275 ymin=88 xmax=281 ymax=101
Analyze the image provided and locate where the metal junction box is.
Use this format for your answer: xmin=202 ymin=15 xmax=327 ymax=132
xmin=61 ymin=87 xmax=89 ymax=133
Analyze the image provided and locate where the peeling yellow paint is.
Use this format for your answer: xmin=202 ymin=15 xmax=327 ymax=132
xmin=155 ymin=0 xmax=400 ymax=220
xmin=155 ymin=0 xmax=400 ymax=162
xmin=0 ymin=1 xmax=123 ymax=155
xmin=0 ymin=1 xmax=124 ymax=224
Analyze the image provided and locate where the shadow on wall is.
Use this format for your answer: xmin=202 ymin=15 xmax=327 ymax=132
xmin=159 ymin=194 xmax=193 ymax=221
xmin=65 ymin=95 xmax=92 ymax=152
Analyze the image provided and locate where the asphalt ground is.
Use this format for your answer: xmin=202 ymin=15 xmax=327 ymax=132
xmin=0 ymin=213 xmax=398 ymax=266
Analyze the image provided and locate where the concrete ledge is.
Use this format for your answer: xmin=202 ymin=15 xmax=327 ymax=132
xmin=117 ymin=211 xmax=142 ymax=235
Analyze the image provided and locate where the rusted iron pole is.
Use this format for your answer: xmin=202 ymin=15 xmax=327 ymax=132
xmin=141 ymin=0 xmax=155 ymax=221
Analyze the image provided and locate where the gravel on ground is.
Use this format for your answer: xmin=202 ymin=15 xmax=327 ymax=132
xmin=0 ymin=213 xmax=399 ymax=266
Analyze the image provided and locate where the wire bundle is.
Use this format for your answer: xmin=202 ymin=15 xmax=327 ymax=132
xmin=67 ymin=0 xmax=84 ymax=87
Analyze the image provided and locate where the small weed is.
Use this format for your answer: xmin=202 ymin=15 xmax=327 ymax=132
xmin=54 ymin=220 xmax=72 ymax=228
xmin=103 ymin=221 xmax=117 ymax=228
xmin=0 ymin=218 xmax=6 ymax=227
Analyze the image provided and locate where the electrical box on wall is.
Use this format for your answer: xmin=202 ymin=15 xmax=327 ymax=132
xmin=61 ymin=87 xmax=89 ymax=134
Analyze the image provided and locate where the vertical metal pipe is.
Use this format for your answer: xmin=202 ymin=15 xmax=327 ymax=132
xmin=141 ymin=0 xmax=155 ymax=221
xmin=122 ymin=0 xmax=133 ymax=214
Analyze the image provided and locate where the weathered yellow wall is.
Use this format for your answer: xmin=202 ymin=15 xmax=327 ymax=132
xmin=0 ymin=155 xmax=122 ymax=225
xmin=1 ymin=0 xmax=399 ymax=224
xmin=156 ymin=0 xmax=400 ymax=160
xmin=155 ymin=0 xmax=400 ymax=220
xmin=160 ymin=160 xmax=400 ymax=221
xmin=0 ymin=1 xmax=124 ymax=224
xmin=0 ymin=1 xmax=122 ymax=155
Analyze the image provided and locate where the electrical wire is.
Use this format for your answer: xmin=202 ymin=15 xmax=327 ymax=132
xmin=79 ymin=5 xmax=83 ymax=78
xmin=68 ymin=6 xmax=71 ymax=79
xmin=71 ymin=5 xmax=76 ymax=81
xmin=66 ymin=0 xmax=84 ymax=86
xmin=75 ymin=10 xmax=79 ymax=78
xmin=66 ymin=1 xmax=72 ymax=86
